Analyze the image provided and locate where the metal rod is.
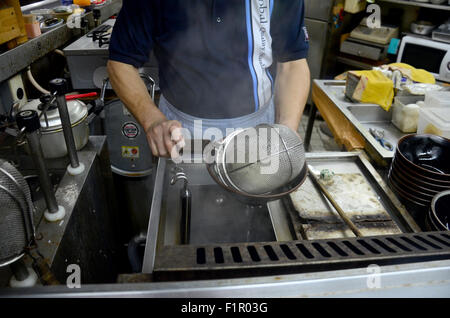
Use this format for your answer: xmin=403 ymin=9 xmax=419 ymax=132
xmin=304 ymin=104 xmax=318 ymax=152
xmin=180 ymin=188 xmax=191 ymax=245
xmin=307 ymin=167 xmax=363 ymax=237
xmin=26 ymin=131 xmax=59 ymax=213
xmin=10 ymin=259 xmax=30 ymax=282
xmin=170 ymin=167 xmax=191 ymax=245
xmin=55 ymin=95 xmax=80 ymax=168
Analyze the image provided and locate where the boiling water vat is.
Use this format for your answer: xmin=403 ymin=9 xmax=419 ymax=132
xmin=160 ymin=162 xmax=276 ymax=245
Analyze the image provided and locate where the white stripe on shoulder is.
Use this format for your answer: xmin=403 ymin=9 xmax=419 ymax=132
xmin=250 ymin=0 xmax=273 ymax=109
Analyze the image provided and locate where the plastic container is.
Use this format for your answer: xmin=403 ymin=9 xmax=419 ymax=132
xmin=424 ymin=91 xmax=450 ymax=108
xmin=392 ymin=95 xmax=424 ymax=133
xmin=417 ymin=107 xmax=450 ymax=138
xmin=23 ymin=14 xmax=41 ymax=39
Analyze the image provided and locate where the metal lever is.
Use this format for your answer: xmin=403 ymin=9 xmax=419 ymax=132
xmin=100 ymin=73 xmax=156 ymax=104
xmin=171 ymin=168 xmax=191 ymax=245
xmin=93 ymin=74 xmax=156 ymax=125
xmin=16 ymin=110 xmax=65 ymax=222
xmin=49 ymin=78 xmax=85 ymax=176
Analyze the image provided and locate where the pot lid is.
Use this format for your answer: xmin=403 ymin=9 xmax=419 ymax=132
xmin=20 ymin=98 xmax=88 ymax=131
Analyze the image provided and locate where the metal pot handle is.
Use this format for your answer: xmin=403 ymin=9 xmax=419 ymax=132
xmin=139 ymin=73 xmax=156 ymax=100
xmin=88 ymin=74 xmax=156 ymax=125
xmin=100 ymin=73 xmax=156 ymax=104
xmin=99 ymin=77 xmax=109 ymax=106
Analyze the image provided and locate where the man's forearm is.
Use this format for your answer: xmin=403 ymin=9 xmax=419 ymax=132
xmin=107 ymin=60 xmax=166 ymax=132
xmin=274 ymin=58 xmax=311 ymax=132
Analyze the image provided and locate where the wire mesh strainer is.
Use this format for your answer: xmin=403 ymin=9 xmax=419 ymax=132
xmin=206 ymin=124 xmax=307 ymax=200
xmin=0 ymin=159 xmax=35 ymax=266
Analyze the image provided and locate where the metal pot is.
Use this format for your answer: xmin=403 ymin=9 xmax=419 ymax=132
xmin=411 ymin=21 xmax=436 ymax=36
xmin=40 ymin=18 xmax=64 ymax=33
xmin=20 ymin=97 xmax=89 ymax=159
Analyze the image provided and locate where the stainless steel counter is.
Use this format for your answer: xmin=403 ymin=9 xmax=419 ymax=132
xmin=0 ymin=136 xmax=121 ymax=287
xmin=0 ymin=147 xmax=449 ymax=297
xmin=312 ymin=80 xmax=408 ymax=162
xmin=1 ymin=259 xmax=449 ymax=297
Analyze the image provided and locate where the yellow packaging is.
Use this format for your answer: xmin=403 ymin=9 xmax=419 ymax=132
xmin=74 ymin=0 xmax=91 ymax=7
xmin=348 ymin=70 xmax=394 ymax=111
xmin=386 ymin=63 xmax=436 ymax=84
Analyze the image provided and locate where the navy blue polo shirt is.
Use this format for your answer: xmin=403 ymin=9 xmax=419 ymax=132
xmin=109 ymin=0 xmax=309 ymax=119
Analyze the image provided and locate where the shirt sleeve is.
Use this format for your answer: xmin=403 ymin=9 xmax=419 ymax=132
xmin=271 ymin=0 xmax=309 ymax=63
xmin=108 ymin=0 xmax=154 ymax=68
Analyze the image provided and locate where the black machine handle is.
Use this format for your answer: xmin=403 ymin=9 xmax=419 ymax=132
xmin=16 ymin=110 xmax=41 ymax=133
xmin=180 ymin=188 xmax=191 ymax=245
xmin=49 ymin=78 xmax=69 ymax=96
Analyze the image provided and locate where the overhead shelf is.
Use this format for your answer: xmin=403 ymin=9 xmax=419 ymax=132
xmin=378 ymin=0 xmax=450 ymax=11
xmin=0 ymin=0 xmax=122 ymax=83
xmin=0 ymin=24 xmax=73 ymax=83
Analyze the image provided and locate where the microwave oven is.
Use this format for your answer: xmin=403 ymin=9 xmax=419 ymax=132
xmin=397 ymin=35 xmax=450 ymax=83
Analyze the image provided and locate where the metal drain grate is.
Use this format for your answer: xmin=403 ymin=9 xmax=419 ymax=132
xmin=154 ymin=231 xmax=450 ymax=281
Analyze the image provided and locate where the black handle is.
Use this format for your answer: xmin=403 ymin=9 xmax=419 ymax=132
xmin=16 ymin=110 xmax=40 ymax=133
xmin=180 ymin=189 xmax=191 ymax=245
xmin=49 ymin=78 xmax=68 ymax=96
xmin=93 ymin=9 xmax=101 ymax=20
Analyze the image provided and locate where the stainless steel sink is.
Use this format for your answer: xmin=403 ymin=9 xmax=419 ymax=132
xmin=346 ymin=105 xmax=406 ymax=151
xmin=316 ymin=80 xmax=411 ymax=162
xmin=347 ymin=105 xmax=392 ymax=123
xmin=142 ymin=154 xmax=292 ymax=274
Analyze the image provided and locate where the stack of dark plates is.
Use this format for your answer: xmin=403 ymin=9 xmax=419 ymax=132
xmin=388 ymin=134 xmax=450 ymax=211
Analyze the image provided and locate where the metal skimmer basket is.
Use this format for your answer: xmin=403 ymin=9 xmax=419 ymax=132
xmin=206 ymin=124 xmax=307 ymax=202
xmin=0 ymin=159 xmax=35 ymax=266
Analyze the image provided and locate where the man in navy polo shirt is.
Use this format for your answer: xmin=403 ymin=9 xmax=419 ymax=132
xmin=108 ymin=0 xmax=310 ymax=158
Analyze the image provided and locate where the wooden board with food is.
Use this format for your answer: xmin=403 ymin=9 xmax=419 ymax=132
xmin=288 ymin=171 xmax=402 ymax=240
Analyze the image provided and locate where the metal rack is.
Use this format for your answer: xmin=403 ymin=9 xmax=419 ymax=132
xmin=379 ymin=0 xmax=450 ymax=11
xmin=0 ymin=24 xmax=73 ymax=83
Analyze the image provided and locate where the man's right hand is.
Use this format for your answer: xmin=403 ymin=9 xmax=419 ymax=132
xmin=145 ymin=117 xmax=185 ymax=158
xmin=107 ymin=61 xmax=185 ymax=158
